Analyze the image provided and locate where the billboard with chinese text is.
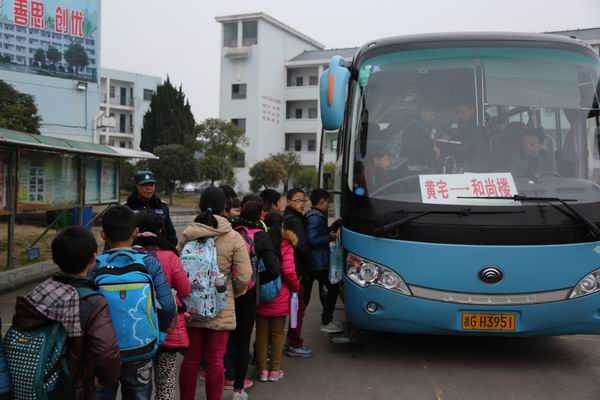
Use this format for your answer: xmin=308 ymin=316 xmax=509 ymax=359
xmin=0 ymin=0 xmax=99 ymax=82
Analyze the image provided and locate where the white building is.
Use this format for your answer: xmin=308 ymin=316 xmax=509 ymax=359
xmin=98 ymin=68 xmax=161 ymax=150
xmin=215 ymin=12 xmax=358 ymax=191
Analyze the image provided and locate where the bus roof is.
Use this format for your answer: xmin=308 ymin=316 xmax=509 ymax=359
xmin=354 ymin=32 xmax=597 ymax=62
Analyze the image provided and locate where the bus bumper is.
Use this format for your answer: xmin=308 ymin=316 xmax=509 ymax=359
xmin=343 ymin=278 xmax=600 ymax=336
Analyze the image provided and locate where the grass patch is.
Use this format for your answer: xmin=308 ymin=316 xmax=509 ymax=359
xmin=0 ymin=223 xmax=104 ymax=271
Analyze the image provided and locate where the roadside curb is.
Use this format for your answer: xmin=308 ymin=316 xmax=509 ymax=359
xmin=0 ymin=261 xmax=58 ymax=294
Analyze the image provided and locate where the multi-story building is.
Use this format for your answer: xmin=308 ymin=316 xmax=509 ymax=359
xmin=98 ymin=68 xmax=161 ymax=150
xmin=216 ymin=12 xmax=358 ymax=191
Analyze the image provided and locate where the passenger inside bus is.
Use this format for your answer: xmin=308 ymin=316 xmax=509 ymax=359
xmin=388 ymin=99 xmax=440 ymax=171
xmin=508 ymin=128 xmax=558 ymax=176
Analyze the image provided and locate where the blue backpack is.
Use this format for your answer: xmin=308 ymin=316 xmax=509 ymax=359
xmin=95 ymin=250 xmax=160 ymax=362
xmin=235 ymin=226 xmax=282 ymax=304
xmin=3 ymin=287 xmax=98 ymax=400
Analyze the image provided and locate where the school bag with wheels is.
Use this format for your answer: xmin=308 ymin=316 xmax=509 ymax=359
xmin=94 ymin=250 xmax=161 ymax=362
xmin=180 ymin=238 xmax=228 ymax=321
xmin=3 ymin=287 xmax=98 ymax=400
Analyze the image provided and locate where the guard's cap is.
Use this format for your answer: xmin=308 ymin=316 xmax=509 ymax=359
xmin=135 ymin=170 xmax=156 ymax=185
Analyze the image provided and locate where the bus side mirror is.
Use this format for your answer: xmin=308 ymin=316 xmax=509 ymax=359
xmin=320 ymin=56 xmax=350 ymax=131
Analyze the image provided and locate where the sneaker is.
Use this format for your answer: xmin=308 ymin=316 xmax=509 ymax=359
xmin=259 ymin=370 xmax=269 ymax=382
xmin=268 ymin=370 xmax=285 ymax=382
xmin=224 ymin=379 xmax=254 ymax=390
xmin=320 ymin=321 xmax=344 ymax=334
xmin=231 ymin=390 xmax=248 ymax=400
xmin=286 ymin=345 xmax=314 ymax=358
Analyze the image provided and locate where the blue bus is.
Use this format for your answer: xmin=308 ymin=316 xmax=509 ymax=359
xmin=319 ymin=32 xmax=600 ymax=336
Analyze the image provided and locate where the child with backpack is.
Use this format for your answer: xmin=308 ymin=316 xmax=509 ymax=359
xmin=8 ymin=226 xmax=121 ymax=400
xmin=225 ymin=198 xmax=281 ymax=399
xmin=254 ymin=212 xmax=301 ymax=382
xmin=178 ymin=187 xmax=252 ymax=400
xmin=91 ymin=205 xmax=176 ymax=400
xmin=133 ymin=210 xmax=191 ymax=400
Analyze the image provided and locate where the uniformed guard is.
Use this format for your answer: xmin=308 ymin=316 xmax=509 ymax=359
xmin=124 ymin=170 xmax=178 ymax=245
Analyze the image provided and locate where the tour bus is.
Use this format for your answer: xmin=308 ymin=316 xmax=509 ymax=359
xmin=319 ymin=32 xmax=600 ymax=335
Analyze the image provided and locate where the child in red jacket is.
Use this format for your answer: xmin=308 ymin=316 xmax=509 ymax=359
xmin=133 ymin=210 xmax=191 ymax=400
xmin=255 ymin=212 xmax=301 ymax=383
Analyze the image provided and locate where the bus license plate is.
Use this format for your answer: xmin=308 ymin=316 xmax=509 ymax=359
xmin=462 ymin=313 xmax=515 ymax=331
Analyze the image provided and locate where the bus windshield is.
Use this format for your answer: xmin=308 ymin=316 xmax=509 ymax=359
xmin=349 ymin=47 xmax=600 ymax=206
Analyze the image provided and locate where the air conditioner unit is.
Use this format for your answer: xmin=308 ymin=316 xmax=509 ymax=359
xmin=99 ymin=115 xmax=116 ymax=128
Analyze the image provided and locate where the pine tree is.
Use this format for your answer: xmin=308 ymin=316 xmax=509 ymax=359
xmin=140 ymin=77 xmax=196 ymax=152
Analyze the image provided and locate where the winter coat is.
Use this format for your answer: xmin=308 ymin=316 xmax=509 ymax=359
xmin=257 ymin=240 xmax=301 ymax=318
xmin=306 ymin=208 xmax=331 ymax=271
xmin=12 ymin=274 xmax=121 ymax=400
xmin=0 ymin=319 xmax=9 ymax=396
xmin=90 ymin=248 xmax=177 ymax=333
xmin=125 ymin=192 xmax=178 ymax=246
xmin=178 ymin=215 xmax=252 ymax=331
xmin=134 ymin=234 xmax=191 ymax=350
xmin=283 ymin=206 xmax=311 ymax=277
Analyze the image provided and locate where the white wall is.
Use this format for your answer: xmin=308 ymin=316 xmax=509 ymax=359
xmin=2 ymin=69 xmax=99 ymax=142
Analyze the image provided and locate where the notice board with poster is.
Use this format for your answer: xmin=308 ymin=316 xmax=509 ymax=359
xmin=85 ymin=158 xmax=117 ymax=204
xmin=18 ymin=152 xmax=80 ymax=210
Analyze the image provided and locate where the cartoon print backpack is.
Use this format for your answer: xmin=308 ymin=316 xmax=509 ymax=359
xmin=235 ymin=226 xmax=282 ymax=304
xmin=94 ymin=250 xmax=161 ymax=363
xmin=3 ymin=287 xmax=98 ymax=400
xmin=180 ymin=238 xmax=227 ymax=321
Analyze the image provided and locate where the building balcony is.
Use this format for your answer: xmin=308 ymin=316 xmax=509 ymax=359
xmin=284 ymin=118 xmax=319 ymax=133
xmin=285 ymin=85 xmax=319 ymax=101
xmin=101 ymin=99 xmax=135 ymax=111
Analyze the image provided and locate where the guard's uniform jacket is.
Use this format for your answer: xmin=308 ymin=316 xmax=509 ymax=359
xmin=125 ymin=192 xmax=178 ymax=246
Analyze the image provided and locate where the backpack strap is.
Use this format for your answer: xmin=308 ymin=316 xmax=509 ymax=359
xmin=76 ymin=286 xmax=101 ymax=331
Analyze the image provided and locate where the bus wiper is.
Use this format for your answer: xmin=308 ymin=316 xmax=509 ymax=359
xmin=458 ymin=195 xmax=600 ymax=240
xmin=371 ymin=208 xmax=525 ymax=237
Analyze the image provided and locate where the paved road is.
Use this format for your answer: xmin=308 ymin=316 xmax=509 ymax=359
xmin=2 ymin=281 xmax=600 ymax=400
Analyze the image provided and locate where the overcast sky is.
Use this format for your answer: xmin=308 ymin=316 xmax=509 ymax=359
xmin=101 ymin=0 xmax=599 ymax=121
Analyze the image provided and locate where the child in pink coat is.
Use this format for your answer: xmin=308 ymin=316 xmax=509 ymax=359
xmin=255 ymin=212 xmax=301 ymax=382
xmin=133 ymin=210 xmax=191 ymax=400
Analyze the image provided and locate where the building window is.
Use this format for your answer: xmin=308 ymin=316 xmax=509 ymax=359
xmin=232 ymin=84 xmax=247 ymax=99
xmin=308 ymin=108 xmax=318 ymax=119
xmin=242 ymin=20 xmax=258 ymax=46
xmin=308 ymin=139 xmax=316 ymax=152
xmin=120 ymin=141 xmax=126 ymax=148
xmin=223 ymin=22 xmax=238 ymax=47
xmin=109 ymin=86 xmax=115 ymax=98
xmin=295 ymin=108 xmax=303 ymax=119
xmin=309 ymin=76 xmax=318 ymax=86
xmin=331 ymin=139 xmax=338 ymax=151
xmin=294 ymin=140 xmax=302 ymax=152
xmin=296 ymin=76 xmax=303 ymax=87
xmin=143 ymin=89 xmax=153 ymax=101
xmin=231 ymin=118 xmax=246 ymax=132
xmin=119 ymin=115 xmax=126 ymax=133
xmin=234 ymin=152 xmax=245 ymax=168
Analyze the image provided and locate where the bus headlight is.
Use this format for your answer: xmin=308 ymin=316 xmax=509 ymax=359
xmin=346 ymin=253 xmax=412 ymax=296
xmin=570 ymin=269 xmax=600 ymax=299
